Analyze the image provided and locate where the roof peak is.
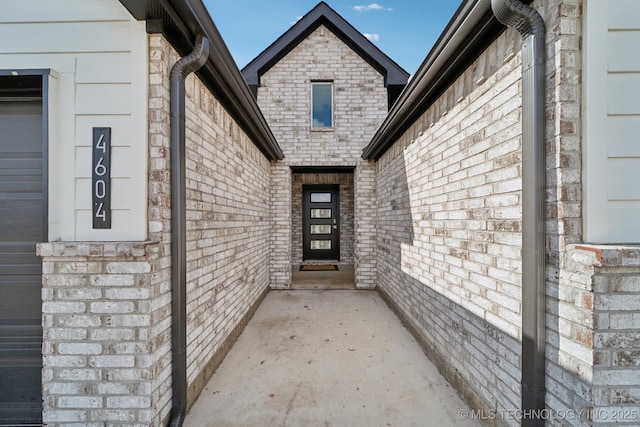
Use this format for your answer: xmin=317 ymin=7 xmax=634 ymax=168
xmin=242 ymin=2 xmax=408 ymax=88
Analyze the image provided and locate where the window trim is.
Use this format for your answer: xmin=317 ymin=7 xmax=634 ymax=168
xmin=311 ymin=81 xmax=333 ymax=129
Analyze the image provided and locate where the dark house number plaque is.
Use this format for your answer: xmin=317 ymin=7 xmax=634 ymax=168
xmin=92 ymin=127 xmax=111 ymax=229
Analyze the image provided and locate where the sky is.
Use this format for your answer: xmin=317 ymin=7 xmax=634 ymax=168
xmin=201 ymin=1 xmax=463 ymax=75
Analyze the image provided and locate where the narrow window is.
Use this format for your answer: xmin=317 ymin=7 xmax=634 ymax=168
xmin=311 ymin=82 xmax=333 ymax=128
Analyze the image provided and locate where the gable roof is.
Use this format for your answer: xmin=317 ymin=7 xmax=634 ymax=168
xmin=241 ymin=2 xmax=409 ymax=107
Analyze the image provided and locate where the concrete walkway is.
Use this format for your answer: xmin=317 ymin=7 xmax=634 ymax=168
xmin=184 ymin=290 xmax=482 ymax=427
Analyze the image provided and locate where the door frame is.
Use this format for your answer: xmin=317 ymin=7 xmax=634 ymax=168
xmin=302 ymin=184 xmax=340 ymax=261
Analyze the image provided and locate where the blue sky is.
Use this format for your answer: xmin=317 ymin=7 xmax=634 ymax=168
xmin=201 ymin=1 xmax=462 ymax=75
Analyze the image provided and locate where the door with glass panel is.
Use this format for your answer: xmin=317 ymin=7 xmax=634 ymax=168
xmin=302 ymin=185 xmax=339 ymax=260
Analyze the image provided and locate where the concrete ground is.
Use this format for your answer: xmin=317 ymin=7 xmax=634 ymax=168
xmin=291 ymin=264 xmax=355 ymax=289
xmin=184 ymin=290 xmax=481 ymax=427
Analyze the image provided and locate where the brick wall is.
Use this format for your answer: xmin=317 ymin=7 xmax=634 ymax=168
xmin=148 ymin=34 xmax=177 ymax=426
xmin=375 ymin=28 xmax=524 ymax=425
xmin=257 ymin=25 xmax=388 ymax=166
xmin=151 ymin=34 xmax=273 ymax=409
xmin=354 ymin=163 xmax=377 ymax=289
xmin=292 ymin=173 xmax=354 ymax=264
xmin=257 ymin=25 xmax=387 ymax=287
xmin=548 ymin=245 xmax=640 ymax=426
xmin=270 ymin=164 xmax=292 ymax=289
xmin=38 ymin=242 xmax=166 ymax=426
xmin=374 ymin=1 xmax=640 ymax=425
xmin=38 ymin=33 xmax=273 ymax=426
xmin=543 ymin=2 xmax=640 ymax=423
xmin=541 ymin=1 xmax=590 ymax=425
xmin=181 ymin=42 xmax=272 ymax=400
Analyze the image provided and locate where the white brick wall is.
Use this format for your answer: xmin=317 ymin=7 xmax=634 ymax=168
xmin=374 ymin=1 xmax=640 ymax=425
xmin=182 ymin=48 xmax=272 ymax=395
xmin=39 ymin=33 xmax=274 ymax=426
xmin=354 ymin=162 xmax=377 ymax=289
xmin=150 ymin=34 xmax=273 ymax=411
xmin=543 ymin=1 xmax=640 ymax=425
xmin=547 ymin=245 xmax=640 ymax=426
xmin=270 ymin=164 xmax=292 ymax=289
xmin=258 ymin=25 xmax=387 ymax=166
xmin=38 ymin=242 xmax=161 ymax=426
xmin=375 ymin=28 xmax=524 ymax=425
xmin=257 ymin=25 xmax=387 ymax=287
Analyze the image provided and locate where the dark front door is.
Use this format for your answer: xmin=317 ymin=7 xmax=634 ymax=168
xmin=0 ymin=75 xmax=45 ymax=425
xmin=303 ymin=185 xmax=340 ymax=260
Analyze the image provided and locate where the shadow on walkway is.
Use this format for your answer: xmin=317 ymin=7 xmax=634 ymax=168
xmin=184 ymin=290 xmax=481 ymax=426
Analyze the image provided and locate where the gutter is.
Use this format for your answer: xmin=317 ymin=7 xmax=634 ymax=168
xmin=362 ymin=0 xmax=500 ymax=160
xmin=491 ymin=1 xmax=546 ymax=425
xmin=361 ymin=0 xmax=546 ymax=421
xmin=174 ymin=0 xmax=284 ymax=160
xmin=169 ymin=34 xmax=210 ymax=427
xmin=361 ymin=0 xmax=534 ymax=161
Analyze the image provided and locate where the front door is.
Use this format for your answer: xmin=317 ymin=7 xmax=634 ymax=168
xmin=302 ymin=185 xmax=340 ymax=260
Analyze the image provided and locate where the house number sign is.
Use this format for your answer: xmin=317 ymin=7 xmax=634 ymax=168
xmin=92 ymin=127 xmax=111 ymax=229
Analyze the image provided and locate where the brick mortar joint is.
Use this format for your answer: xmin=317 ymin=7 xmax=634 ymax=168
xmin=570 ymin=244 xmax=640 ymax=268
xmin=37 ymin=241 xmax=161 ymax=259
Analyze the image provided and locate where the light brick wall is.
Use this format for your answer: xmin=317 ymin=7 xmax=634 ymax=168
xmin=150 ymin=34 xmax=273 ymax=408
xmin=548 ymin=245 xmax=640 ymax=426
xmin=146 ymin=34 xmax=178 ymax=426
xmin=257 ymin=25 xmax=387 ymax=287
xmin=354 ymin=162 xmax=377 ymax=289
xmin=375 ymin=1 xmax=640 ymax=425
xmin=541 ymin=1 xmax=591 ymax=425
xmin=375 ymin=28 xmax=523 ymax=425
xmin=38 ymin=242 xmax=165 ymax=426
xmin=543 ymin=3 xmax=640 ymax=425
xmin=39 ymin=33 xmax=273 ymax=426
xmin=182 ymin=47 xmax=272 ymax=398
xmin=292 ymin=173 xmax=354 ymax=264
xmin=270 ymin=164 xmax=292 ymax=289
xmin=257 ymin=25 xmax=388 ymax=166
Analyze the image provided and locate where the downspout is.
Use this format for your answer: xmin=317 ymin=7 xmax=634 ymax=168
xmin=169 ymin=34 xmax=210 ymax=427
xmin=491 ymin=1 xmax=546 ymax=425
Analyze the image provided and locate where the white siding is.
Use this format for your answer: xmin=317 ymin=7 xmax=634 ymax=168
xmin=1 ymin=0 xmax=148 ymax=241
xmin=584 ymin=0 xmax=640 ymax=243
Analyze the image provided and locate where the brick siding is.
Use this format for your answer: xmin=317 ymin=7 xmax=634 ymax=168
xmin=257 ymin=25 xmax=387 ymax=288
xmin=38 ymin=33 xmax=273 ymax=426
xmin=548 ymin=245 xmax=640 ymax=426
xmin=38 ymin=242 xmax=164 ymax=426
xmin=270 ymin=164 xmax=292 ymax=289
xmin=543 ymin=4 xmax=640 ymax=424
xmin=375 ymin=28 xmax=524 ymax=426
xmin=181 ymin=38 xmax=272 ymax=400
xmin=354 ymin=163 xmax=377 ymax=289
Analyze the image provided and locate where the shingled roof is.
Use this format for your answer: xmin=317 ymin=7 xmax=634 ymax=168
xmin=241 ymin=1 xmax=410 ymax=109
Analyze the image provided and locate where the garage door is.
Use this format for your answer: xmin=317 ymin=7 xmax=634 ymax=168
xmin=0 ymin=75 xmax=45 ymax=425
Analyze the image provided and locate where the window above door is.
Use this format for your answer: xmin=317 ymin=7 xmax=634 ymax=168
xmin=311 ymin=82 xmax=333 ymax=129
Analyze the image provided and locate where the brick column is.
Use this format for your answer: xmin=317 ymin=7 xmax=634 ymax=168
xmin=354 ymin=161 xmax=377 ymax=289
xmin=547 ymin=244 xmax=640 ymax=426
xmin=270 ymin=163 xmax=292 ymax=288
xmin=38 ymin=242 xmax=170 ymax=426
